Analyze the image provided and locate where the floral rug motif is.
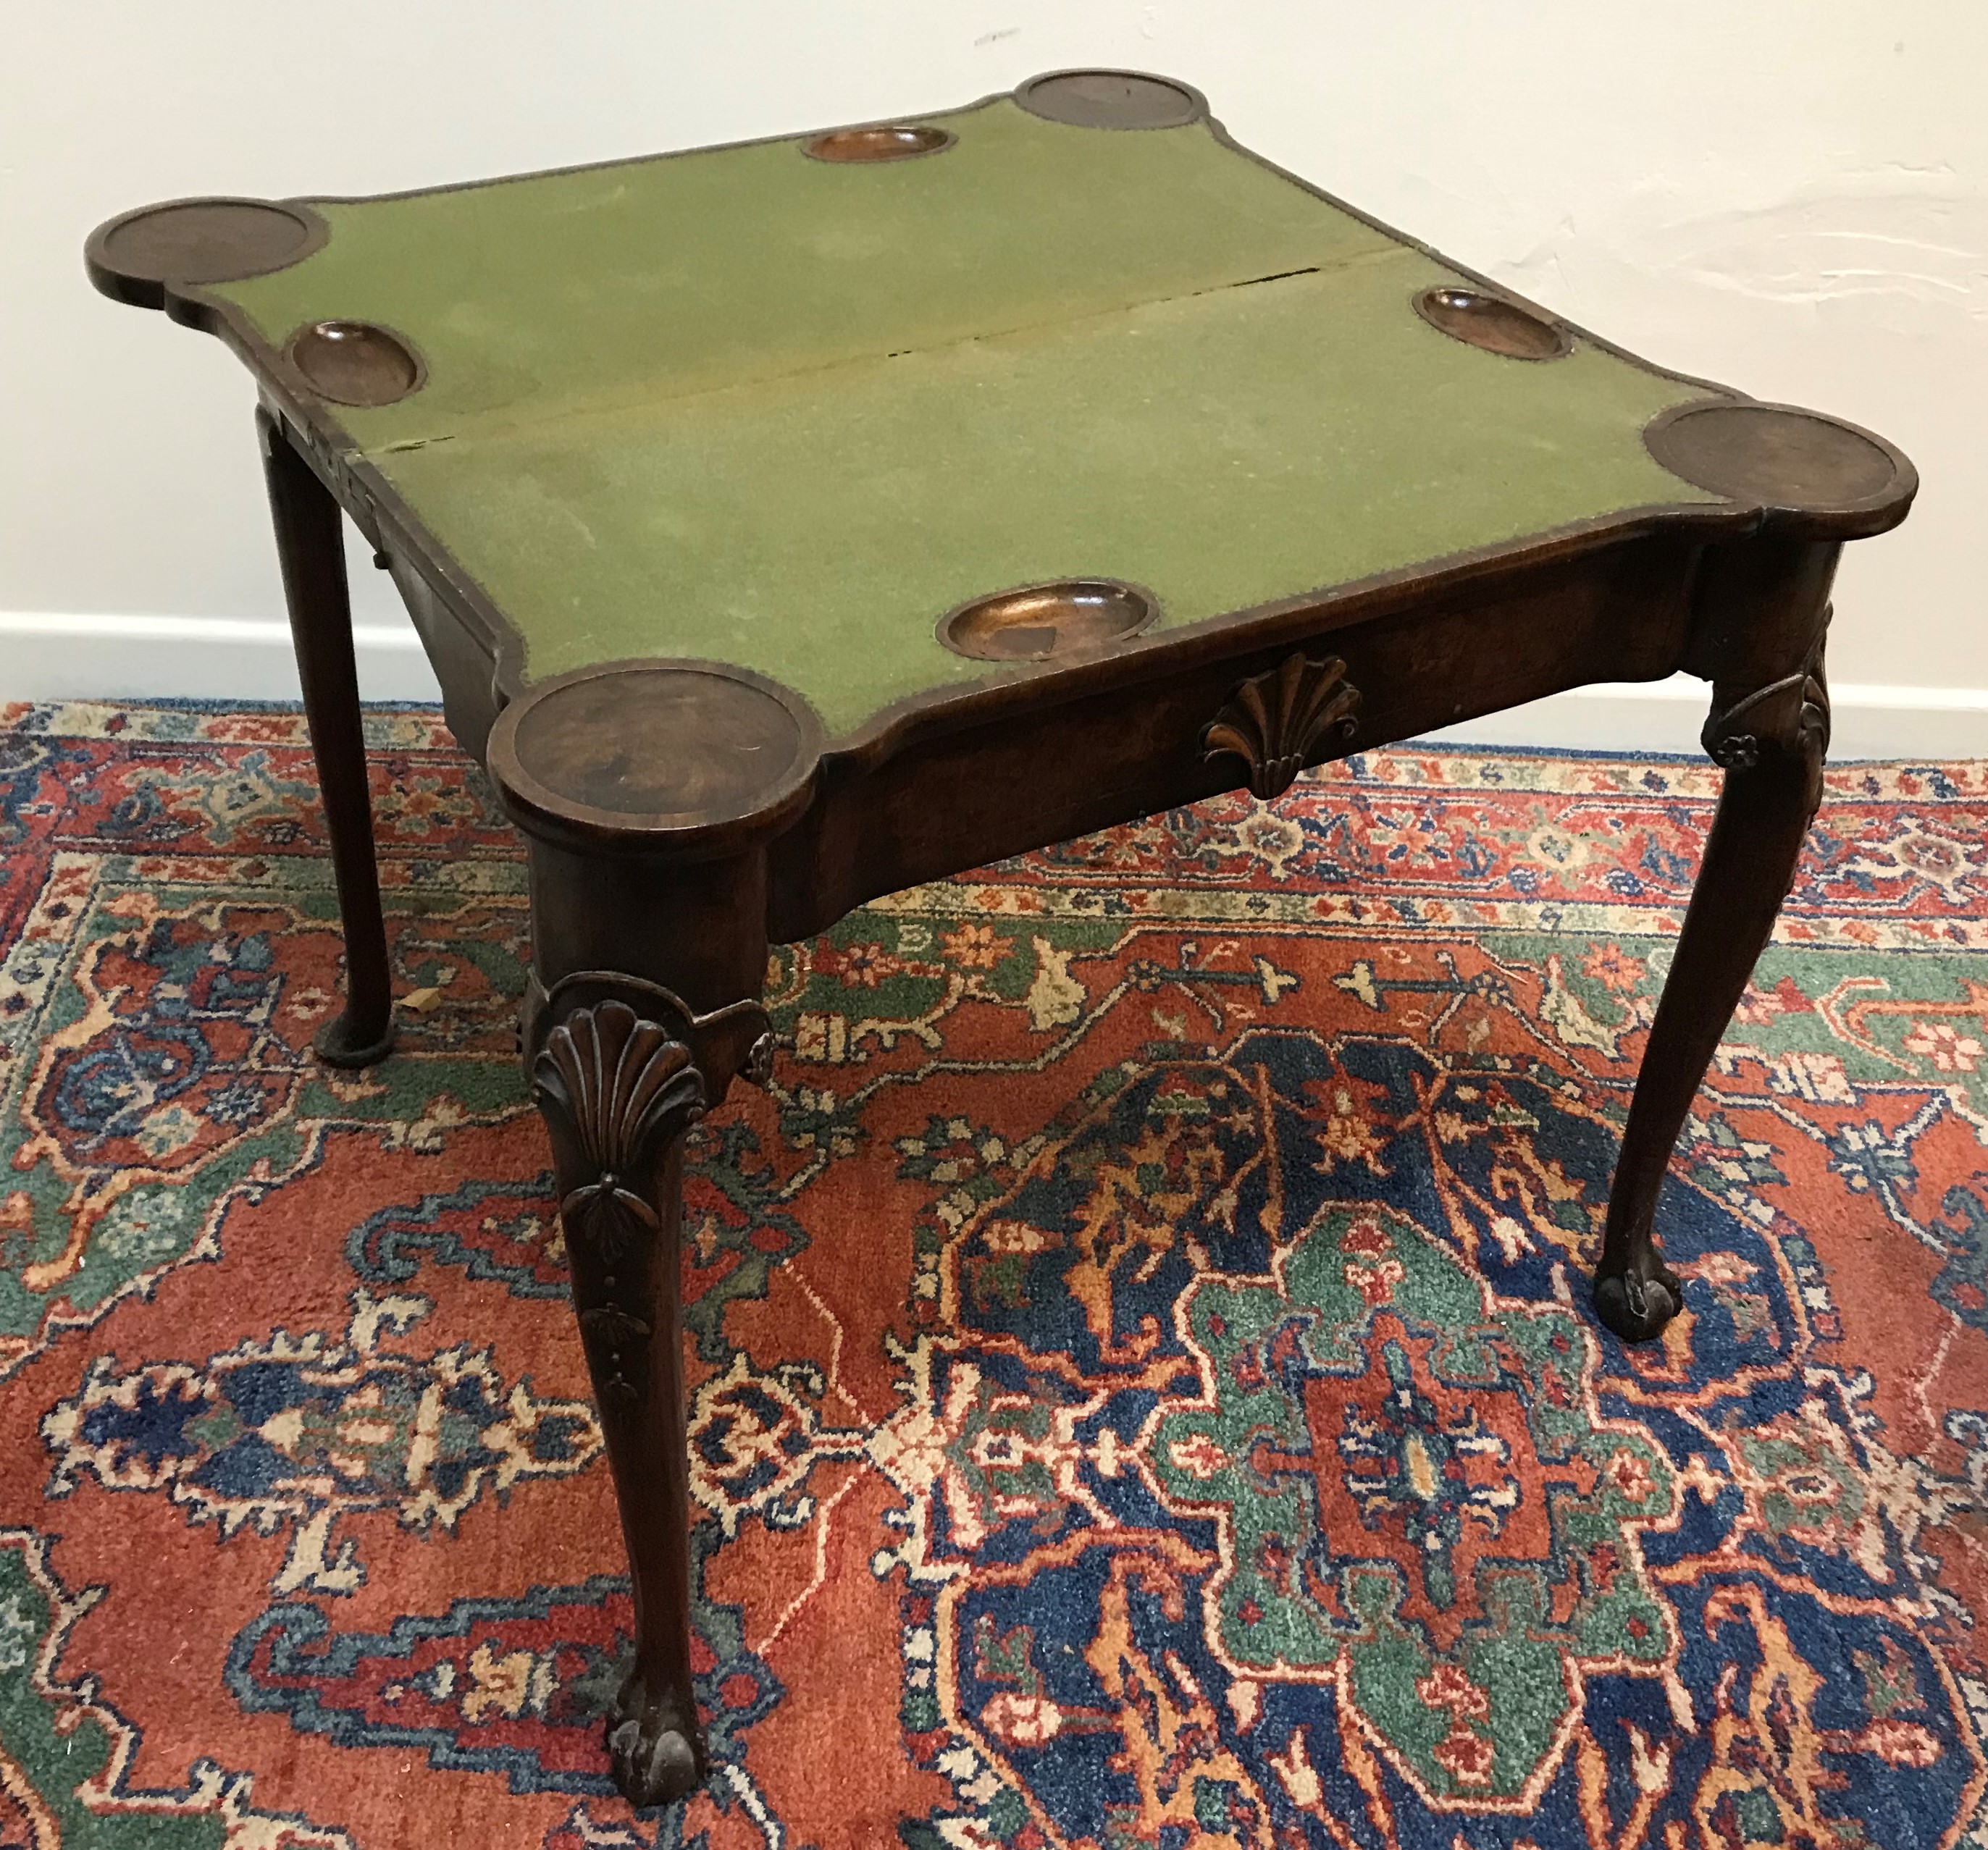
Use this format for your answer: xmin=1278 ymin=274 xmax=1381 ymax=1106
xmin=1 ymin=699 xmax=1985 ymax=1849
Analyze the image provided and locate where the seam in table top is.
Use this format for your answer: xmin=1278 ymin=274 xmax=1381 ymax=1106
xmin=357 ymin=243 xmax=1419 ymax=463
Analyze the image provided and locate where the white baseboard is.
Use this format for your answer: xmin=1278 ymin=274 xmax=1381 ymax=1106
xmin=0 ymin=610 xmax=443 ymax=704
xmin=1418 ymin=676 xmax=1988 ymax=760
xmin=4 ymin=610 xmax=1986 ymax=760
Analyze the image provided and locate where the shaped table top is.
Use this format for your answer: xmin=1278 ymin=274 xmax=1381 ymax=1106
xmin=92 ymin=71 xmax=1914 ymax=745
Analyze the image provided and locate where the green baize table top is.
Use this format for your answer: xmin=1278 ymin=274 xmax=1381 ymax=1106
xmin=216 ymin=97 xmax=1714 ymax=736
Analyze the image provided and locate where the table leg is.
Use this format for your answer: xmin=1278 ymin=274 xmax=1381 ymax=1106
xmin=256 ymin=407 xmax=395 ymax=1067
xmin=1595 ymin=639 xmax=1830 ymax=1341
xmin=526 ymin=969 xmax=773 ymax=1807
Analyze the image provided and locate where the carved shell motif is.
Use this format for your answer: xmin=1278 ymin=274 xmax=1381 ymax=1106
xmin=1201 ymin=652 xmax=1363 ymax=801
xmin=1701 ymin=652 xmax=1832 ymax=850
xmin=1701 ymin=666 xmax=1832 ymax=773
xmin=532 ymin=1001 xmax=707 ymax=1262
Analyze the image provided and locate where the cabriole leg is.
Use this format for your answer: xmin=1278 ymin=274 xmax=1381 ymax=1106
xmin=487 ymin=658 xmax=808 ymax=1804
xmin=1596 ymin=642 xmax=1831 ymax=1341
xmin=527 ymin=972 xmax=773 ymax=1807
xmin=256 ymin=406 xmax=394 ymax=1066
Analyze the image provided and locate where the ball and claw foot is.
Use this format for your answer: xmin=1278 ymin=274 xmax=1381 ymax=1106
xmin=1593 ymin=1248 xmax=1682 ymax=1343
xmin=311 ymin=1009 xmax=395 ymax=1069
xmin=607 ymin=1678 xmax=704 ymax=1809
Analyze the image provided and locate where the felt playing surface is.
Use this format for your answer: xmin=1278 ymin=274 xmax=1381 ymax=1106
xmin=214 ymin=100 xmax=1719 ymax=732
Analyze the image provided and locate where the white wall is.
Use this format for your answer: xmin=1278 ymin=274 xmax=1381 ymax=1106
xmin=6 ymin=2 xmax=1984 ymax=751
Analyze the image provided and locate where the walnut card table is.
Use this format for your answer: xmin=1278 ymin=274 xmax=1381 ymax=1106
xmin=88 ymin=70 xmax=1916 ymax=1807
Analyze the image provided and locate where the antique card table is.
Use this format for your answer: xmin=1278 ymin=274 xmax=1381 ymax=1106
xmin=88 ymin=70 xmax=1916 ymax=1806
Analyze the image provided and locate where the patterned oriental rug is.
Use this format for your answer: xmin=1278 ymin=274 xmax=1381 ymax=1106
xmin=1 ymin=701 xmax=1985 ymax=1850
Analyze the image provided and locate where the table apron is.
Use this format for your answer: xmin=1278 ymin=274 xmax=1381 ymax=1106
xmin=764 ymin=531 xmax=1708 ymax=940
